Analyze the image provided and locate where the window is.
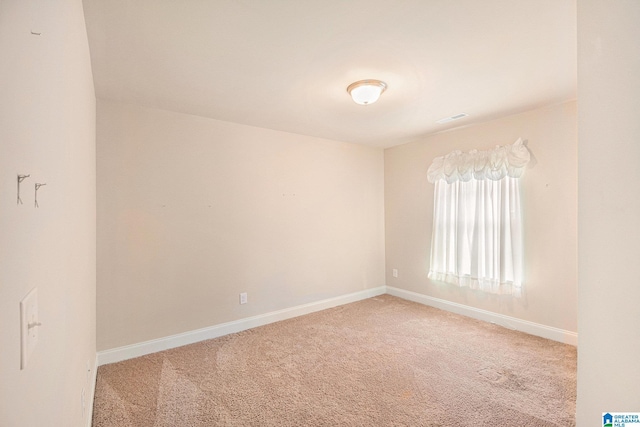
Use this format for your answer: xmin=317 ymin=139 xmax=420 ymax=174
xmin=426 ymin=139 xmax=530 ymax=296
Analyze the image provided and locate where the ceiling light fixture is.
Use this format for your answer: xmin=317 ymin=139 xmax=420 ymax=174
xmin=347 ymin=79 xmax=387 ymax=105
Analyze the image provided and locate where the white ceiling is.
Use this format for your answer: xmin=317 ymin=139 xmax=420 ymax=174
xmin=83 ymin=0 xmax=576 ymax=148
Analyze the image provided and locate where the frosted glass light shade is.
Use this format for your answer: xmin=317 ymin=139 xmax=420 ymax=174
xmin=347 ymin=80 xmax=387 ymax=105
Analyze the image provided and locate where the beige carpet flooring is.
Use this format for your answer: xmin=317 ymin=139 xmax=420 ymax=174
xmin=92 ymin=295 xmax=577 ymax=426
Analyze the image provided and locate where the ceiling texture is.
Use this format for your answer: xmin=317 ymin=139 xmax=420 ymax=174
xmin=83 ymin=0 xmax=576 ymax=148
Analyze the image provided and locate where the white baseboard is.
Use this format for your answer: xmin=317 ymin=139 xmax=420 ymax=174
xmin=97 ymin=284 xmax=575 ymax=366
xmin=97 ymin=286 xmax=386 ymax=366
xmin=386 ymin=286 xmax=577 ymax=346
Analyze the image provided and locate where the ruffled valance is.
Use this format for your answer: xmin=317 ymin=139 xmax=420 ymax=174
xmin=427 ymin=138 xmax=530 ymax=184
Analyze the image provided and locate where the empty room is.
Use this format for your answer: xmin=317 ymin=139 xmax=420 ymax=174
xmin=1 ymin=1 xmax=639 ymax=426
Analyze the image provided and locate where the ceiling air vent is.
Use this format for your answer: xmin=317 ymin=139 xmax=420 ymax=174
xmin=436 ymin=113 xmax=469 ymax=124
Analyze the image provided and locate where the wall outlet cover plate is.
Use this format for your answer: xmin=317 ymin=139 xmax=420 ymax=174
xmin=20 ymin=287 xmax=39 ymax=370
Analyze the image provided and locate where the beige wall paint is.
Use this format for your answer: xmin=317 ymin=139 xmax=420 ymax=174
xmin=96 ymin=99 xmax=385 ymax=351
xmin=577 ymin=0 xmax=640 ymax=423
xmin=385 ymin=101 xmax=577 ymax=332
xmin=0 ymin=1 xmax=96 ymax=426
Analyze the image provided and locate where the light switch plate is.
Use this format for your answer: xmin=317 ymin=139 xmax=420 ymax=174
xmin=20 ymin=288 xmax=39 ymax=369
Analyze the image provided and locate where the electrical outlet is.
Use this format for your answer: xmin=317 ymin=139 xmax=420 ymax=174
xmin=392 ymin=269 xmax=398 ymax=278
xmin=239 ymin=292 xmax=248 ymax=305
xmin=20 ymin=288 xmax=40 ymax=369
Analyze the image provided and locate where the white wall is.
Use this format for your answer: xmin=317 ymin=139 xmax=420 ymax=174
xmin=96 ymin=99 xmax=385 ymax=351
xmin=384 ymin=101 xmax=577 ymax=334
xmin=577 ymin=1 xmax=640 ymax=424
xmin=0 ymin=1 xmax=96 ymax=426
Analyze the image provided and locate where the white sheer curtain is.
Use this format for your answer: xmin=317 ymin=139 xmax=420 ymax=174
xmin=427 ymin=138 xmax=530 ymax=296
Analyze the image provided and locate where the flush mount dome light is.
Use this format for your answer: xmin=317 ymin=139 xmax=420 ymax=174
xmin=347 ymin=79 xmax=387 ymax=105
